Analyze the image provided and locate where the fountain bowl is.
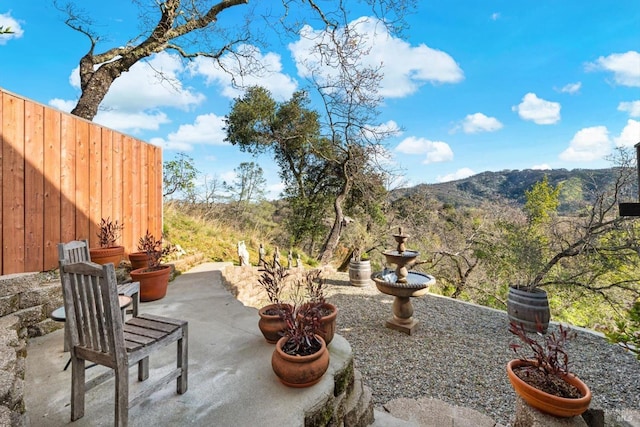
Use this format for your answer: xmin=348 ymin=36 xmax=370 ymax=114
xmin=372 ymin=271 xmax=435 ymax=298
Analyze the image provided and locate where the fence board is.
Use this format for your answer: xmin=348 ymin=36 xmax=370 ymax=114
xmin=2 ymin=94 xmax=25 ymax=274
xmin=75 ymin=120 xmax=90 ymax=241
xmin=43 ymin=108 xmax=61 ymax=268
xmin=88 ymin=124 xmax=101 ymax=245
xmin=0 ymin=87 xmax=162 ymax=274
xmin=96 ymin=127 xmax=112 ymax=246
xmin=24 ymin=101 xmax=45 ymax=271
xmin=59 ymin=114 xmax=76 ymax=243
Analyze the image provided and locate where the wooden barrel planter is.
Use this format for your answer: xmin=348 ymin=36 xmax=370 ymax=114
xmin=507 ymin=285 xmax=550 ymax=333
xmin=349 ymin=260 xmax=371 ymax=287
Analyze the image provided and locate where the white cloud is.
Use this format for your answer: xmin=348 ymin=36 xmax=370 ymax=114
xmin=395 ymin=137 xmax=453 ymax=164
xmin=150 ymin=113 xmax=227 ymax=151
xmin=513 ymin=93 xmax=561 ymax=124
xmin=490 ymin=13 xmax=500 ymax=21
xmin=614 ymin=119 xmax=640 ymax=147
xmin=190 ymin=45 xmax=298 ymax=101
xmin=618 ymin=101 xmax=640 ymax=118
xmin=532 ymin=164 xmax=551 ymax=170
xmin=461 ymin=113 xmax=503 ymax=134
xmin=585 ymin=51 xmax=640 ymax=87
xmin=559 ymin=126 xmax=611 ymax=162
xmin=437 ymin=168 xmax=475 ymax=183
xmin=557 ymin=82 xmax=581 ymax=94
xmin=48 ymin=98 xmax=77 ymax=112
xmin=0 ymin=13 xmax=24 ymax=45
xmin=94 ymin=111 xmax=170 ymax=133
xmin=98 ymin=52 xmax=205 ymax=112
xmin=289 ymin=17 xmax=463 ymax=99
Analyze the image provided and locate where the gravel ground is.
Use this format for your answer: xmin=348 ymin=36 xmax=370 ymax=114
xmin=321 ymin=274 xmax=640 ymax=426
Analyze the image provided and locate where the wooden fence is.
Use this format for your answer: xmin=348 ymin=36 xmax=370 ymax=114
xmin=0 ymin=87 xmax=163 ymax=275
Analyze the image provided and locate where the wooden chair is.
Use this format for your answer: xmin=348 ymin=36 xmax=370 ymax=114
xmin=58 ymin=240 xmax=140 ymax=317
xmin=60 ymin=260 xmax=188 ymax=426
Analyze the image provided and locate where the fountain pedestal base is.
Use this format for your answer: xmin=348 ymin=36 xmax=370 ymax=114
xmin=386 ymin=295 xmax=419 ymax=334
xmin=386 ymin=317 xmax=419 ymax=334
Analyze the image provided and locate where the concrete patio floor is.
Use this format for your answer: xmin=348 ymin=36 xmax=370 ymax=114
xmin=26 ymin=262 xmax=349 ymax=426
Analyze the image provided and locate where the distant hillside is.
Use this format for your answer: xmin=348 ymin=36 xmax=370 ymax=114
xmin=393 ymin=168 xmax=636 ymax=213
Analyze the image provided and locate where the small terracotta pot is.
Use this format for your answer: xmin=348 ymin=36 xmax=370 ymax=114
xmin=89 ymin=246 xmax=124 ymax=266
xmin=129 ymin=252 xmax=151 ymax=270
xmin=300 ymin=302 xmax=338 ymax=345
xmin=258 ymin=303 xmax=292 ymax=344
xmin=506 ymin=359 xmax=591 ymax=417
xmin=130 ymin=265 xmax=171 ymax=302
xmin=271 ymin=335 xmax=329 ymax=388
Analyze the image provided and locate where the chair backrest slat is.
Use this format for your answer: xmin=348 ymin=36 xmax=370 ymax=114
xmin=58 ymin=239 xmax=91 ymax=264
xmin=60 ymin=261 xmax=125 ymax=363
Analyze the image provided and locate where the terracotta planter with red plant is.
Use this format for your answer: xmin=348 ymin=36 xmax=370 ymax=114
xmin=507 ymin=321 xmax=591 ymax=418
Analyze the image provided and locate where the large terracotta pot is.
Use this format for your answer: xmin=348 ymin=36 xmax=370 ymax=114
xmin=507 ymin=285 xmax=550 ymax=333
xmin=258 ymin=303 xmax=292 ymax=344
xmin=507 ymin=359 xmax=591 ymax=417
xmin=271 ymin=335 xmax=329 ymax=388
xmin=89 ymin=246 xmax=124 ymax=266
xmin=130 ymin=265 xmax=172 ymax=302
xmin=128 ymin=252 xmax=152 ymax=270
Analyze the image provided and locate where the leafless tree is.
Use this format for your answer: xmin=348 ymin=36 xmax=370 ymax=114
xmin=56 ymin=0 xmax=414 ymax=121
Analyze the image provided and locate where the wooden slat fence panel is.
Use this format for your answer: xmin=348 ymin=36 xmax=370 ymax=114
xmin=24 ymin=101 xmax=45 ymax=272
xmin=0 ymin=87 xmax=163 ymax=275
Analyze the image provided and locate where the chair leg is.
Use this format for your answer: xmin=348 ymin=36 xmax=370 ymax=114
xmin=132 ymin=291 xmax=139 ymax=317
xmin=70 ymin=356 xmax=85 ymax=421
xmin=138 ymin=357 xmax=149 ymax=381
xmin=177 ymin=324 xmax=188 ymax=394
xmin=114 ymin=365 xmax=129 ymax=427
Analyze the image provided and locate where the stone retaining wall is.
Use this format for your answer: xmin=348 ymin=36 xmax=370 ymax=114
xmin=0 ymin=271 xmax=64 ymax=426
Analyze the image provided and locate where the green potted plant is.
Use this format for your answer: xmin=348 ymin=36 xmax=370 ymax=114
xmin=257 ymin=260 xmax=293 ymax=344
xmin=129 ymin=232 xmax=172 ymax=301
xmin=506 ymin=321 xmax=591 ymax=418
xmin=271 ymin=283 xmax=330 ymax=388
xmin=89 ymin=217 xmax=125 ymax=266
xmin=348 ymin=247 xmax=372 ymax=287
xmin=128 ymin=230 xmax=157 ymax=270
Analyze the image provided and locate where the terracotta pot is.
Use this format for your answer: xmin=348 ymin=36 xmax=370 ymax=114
xmin=130 ymin=265 xmax=172 ymax=302
xmin=300 ymin=302 xmax=338 ymax=345
xmin=271 ymin=335 xmax=329 ymax=388
xmin=89 ymin=246 xmax=124 ymax=266
xmin=258 ymin=303 xmax=292 ymax=344
xmin=506 ymin=359 xmax=591 ymax=417
xmin=129 ymin=252 xmax=152 ymax=270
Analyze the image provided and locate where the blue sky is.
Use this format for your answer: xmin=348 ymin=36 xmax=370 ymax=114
xmin=1 ymin=1 xmax=639 ymax=199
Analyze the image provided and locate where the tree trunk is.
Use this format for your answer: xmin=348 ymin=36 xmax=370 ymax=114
xmin=318 ymin=177 xmax=351 ymax=265
xmin=70 ymin=61 xmax=120 ymax=121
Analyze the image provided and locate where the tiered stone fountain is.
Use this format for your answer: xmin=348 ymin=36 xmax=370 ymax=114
xmin=372 ymin=227 xmax=435 ymax=335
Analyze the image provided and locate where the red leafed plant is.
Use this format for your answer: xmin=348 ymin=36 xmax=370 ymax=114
xmin=277 ymin=271 xmax=324 ymax=356
xmin=508 ymin=321 xmax=582 ymax=398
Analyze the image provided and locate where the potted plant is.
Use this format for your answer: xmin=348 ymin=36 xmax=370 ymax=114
xmin=89 ymin=217 xmax=125 ymax=266
xmin=257 ymin=260 xmax=293 ymax=343
xmin=506 ymin=321 xmax=591 ymax=417
xmin=300 ymin=269 xmax=338 ymax=345
xmin=271 ymin=286 xmax=330 ymax=388
xmin=348 ymin=247 xmax=371 ymax=287
xmin=129 ymin=232 xmax=172 ymax=301
xmin=128 ymin=230 xmax=157 ymax=270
